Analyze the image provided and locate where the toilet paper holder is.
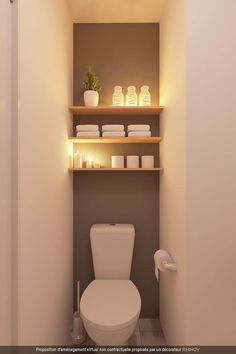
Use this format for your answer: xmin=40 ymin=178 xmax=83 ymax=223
xmin=154 ymin=250 xmax=177 ymax=280
xmin=161 ymin=260 xmax=177 ymax=271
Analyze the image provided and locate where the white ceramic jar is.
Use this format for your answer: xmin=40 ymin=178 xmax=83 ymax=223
xmin=112 ymin=86 xmax=124 ymax=106
xmin=139 ymin=85 xmax=151 ymax=106
xmin=126 ymin=86 xmax=138 ymax=106
xmin=74 ymin=152 xmax=83 ymax=168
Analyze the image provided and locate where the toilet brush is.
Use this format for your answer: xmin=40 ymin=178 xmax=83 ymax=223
xmin=72 ymin=281 xmax=86 ymax=345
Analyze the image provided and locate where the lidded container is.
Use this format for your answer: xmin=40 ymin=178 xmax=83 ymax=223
xmin=90 ymin=224 xmax=135 ymax=279
xmin=112 ymin=86 xmax=124 ymax=106
xmin=139 ymin=85 xmax=151 ymax=106
xmin=126 ymin=86 xmax=138 ymax=106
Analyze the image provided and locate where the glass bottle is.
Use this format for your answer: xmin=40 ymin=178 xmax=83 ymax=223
xmin=139 ymin=85 xmax=151 ymax=106
xmin=112 ymin=86 xmax=124 ymax=106
xmin=126 ymin=86 xmax=138 ymax=106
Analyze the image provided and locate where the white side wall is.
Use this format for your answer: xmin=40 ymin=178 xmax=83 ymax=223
xmin=159 ymin=0 xmax=187 ymax=345
xmin=160 ymin=0 xmax=236 ymax=345
xmin=17 ymin=0 xmax=73 ymax=344
xmin=0 ymin=0 xmax=12 ymax=344
xmin=186 ymin=0 xmax=236 ymax=345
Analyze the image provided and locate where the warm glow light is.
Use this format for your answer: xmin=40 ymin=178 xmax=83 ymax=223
xmin=86 ymin=155 xmax=93 ymax=168
xmin=126 ymin=86 xmax=137 ymax=106
xmin=139 ymin=85 xmax=151 ymax=106
xmin=112 ymin=86 xmax=124 ymax=106
xmin=68 ymin=142 xmax=74 ymax=168
xmin=67 ymin=142 xmax=73 ymax=156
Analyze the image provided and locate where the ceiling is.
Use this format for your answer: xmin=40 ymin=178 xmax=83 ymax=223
xmin=67 ymin=0 xmax=165 ymax=23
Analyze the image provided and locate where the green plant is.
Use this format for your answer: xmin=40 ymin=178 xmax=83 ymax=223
xmin=83 ymin=65 xmax=101 ymax=92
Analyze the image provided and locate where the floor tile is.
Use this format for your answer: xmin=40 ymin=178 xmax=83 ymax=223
xmin=139 ymin=319 xmax=161 ymax=332
xmin=141 ymin=331 xmax=166 ymax=346
xmin=127 ymin=324 xmax=142 ymax=345
xmin=85 ymin=336 xmax=95 ymax=346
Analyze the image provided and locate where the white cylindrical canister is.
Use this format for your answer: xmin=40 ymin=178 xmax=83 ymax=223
xmin=141 ymin=155 xmax=154 ymax=168
xmin=127 ymin=155 xmax=139 ymax=169
xmin=111 ymin=156 xmax=125 ymax=168
xmin=74 ymin=153 xmax=83 ymax=169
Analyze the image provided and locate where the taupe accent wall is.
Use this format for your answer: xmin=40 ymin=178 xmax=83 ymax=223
xmin=73 ymin=23 xmax=159 ymax=318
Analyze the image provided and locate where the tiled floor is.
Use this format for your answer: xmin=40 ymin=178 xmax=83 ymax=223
xmin=84 ymin=319 xmax=166 ymax=346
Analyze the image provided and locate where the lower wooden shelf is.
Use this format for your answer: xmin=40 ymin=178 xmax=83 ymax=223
xmin=69 ymin=168 xmax=162 ymax=172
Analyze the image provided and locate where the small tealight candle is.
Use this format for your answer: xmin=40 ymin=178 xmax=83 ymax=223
xmin=94 ymin=160 xmax=101 ymax=169
xmin=86 ymin=156 xmax=93 ymax=168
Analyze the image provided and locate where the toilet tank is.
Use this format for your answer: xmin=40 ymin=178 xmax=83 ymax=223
xmin=90 ymin=224 xmax=135 ymax=280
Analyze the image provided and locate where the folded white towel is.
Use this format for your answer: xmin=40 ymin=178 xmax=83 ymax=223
xmin=76 ymin=131 xmax=100 ymax=137
xmin=128 ymin=131 xmax=151 ymax=137
xmin=128 ymin=124 xmax=150 ymax=132
xmin=102 ymin=131 xmax=126 ymax=137
xmin=102 ymin=124 xmax=125 ymax=132
xmin=76 ymin=125 xmax=99 ymax=132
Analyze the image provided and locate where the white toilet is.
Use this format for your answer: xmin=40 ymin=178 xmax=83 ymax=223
xmin=80 ymin=224 xmax=141 ymax=346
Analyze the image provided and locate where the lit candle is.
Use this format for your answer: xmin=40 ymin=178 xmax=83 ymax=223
xmin=94 ymin=160 xmax=101 ymax=169
xmin=86 ymin=155 xmax=93 ymax=168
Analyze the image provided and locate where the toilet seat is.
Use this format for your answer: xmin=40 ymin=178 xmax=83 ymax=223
xmin=80 ymin=280 xmax=141 ymax=331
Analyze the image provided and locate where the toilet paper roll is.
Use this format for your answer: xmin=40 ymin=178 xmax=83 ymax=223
xmin=154 ymin=250 xmax=177 ymax=281
xmin=127 ymin=156 xmax=139 ymax=169
xmin=154 ymin=250 xmax=173 ymax=273
xmin=141 ymin=155 xmax=154 ymax=169
xmin=111 ymin=156 xmax=124 ymax=169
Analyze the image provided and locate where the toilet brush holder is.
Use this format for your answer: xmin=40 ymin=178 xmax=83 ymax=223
xmin=71 ymin=311 xmax=86 ymax=345
xmin=72 ymin=281 xmax=86 ymax=345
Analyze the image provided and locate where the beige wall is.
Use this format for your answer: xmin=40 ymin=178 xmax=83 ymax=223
xmin=17 ymin=0 xmax=73 ymax=344
xmin=160 ymin=0 xmax=236 ymax=345
xmin=68 ymin=0 xmax=164 ymax=23
xmin=0 ymin=0 xmax=12 ymax=345
xmin=159 ymin=0 xmax=187 ymax=345
xmin=186 ymin=0 xmax=236 ymax=345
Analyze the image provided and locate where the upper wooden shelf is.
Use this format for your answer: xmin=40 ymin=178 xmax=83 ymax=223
xmin=69 ymin=137 xmax=162 ymax=144
xmin=69 ymin=168 xmax=162 ymax=172
xmin=69 ymin=106 xmax=164 ymax=116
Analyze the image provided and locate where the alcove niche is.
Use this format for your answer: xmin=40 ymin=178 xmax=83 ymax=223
xmin=73 ymin=23 xmax=160 ymax=318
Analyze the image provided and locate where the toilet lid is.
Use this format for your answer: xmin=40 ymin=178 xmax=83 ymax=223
xmin=80 ymin=280 xmax=141 ymax=331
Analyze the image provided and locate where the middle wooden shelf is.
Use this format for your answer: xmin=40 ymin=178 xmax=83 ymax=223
xmin=69 ymin=137 xmax=162 ymax=144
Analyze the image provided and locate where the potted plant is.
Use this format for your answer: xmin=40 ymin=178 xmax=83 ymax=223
xmin=83 ymin=65 xmax=101 ymax=107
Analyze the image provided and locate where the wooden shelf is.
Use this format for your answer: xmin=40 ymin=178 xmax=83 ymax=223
xmin=69 ymin=168 xmax=162 ymax=172
xmin=69 ymin=106 xmax=164 ymax=116
xmin=69 ymin=137 xmax=162 ymax=144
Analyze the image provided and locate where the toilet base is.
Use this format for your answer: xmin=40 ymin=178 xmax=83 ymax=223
xmin=83 ymin=317 xmax=138 ymax=346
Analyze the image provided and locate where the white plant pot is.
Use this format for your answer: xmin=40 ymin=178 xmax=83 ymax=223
xmin=84 ymin=90 xmax=99 ymax=107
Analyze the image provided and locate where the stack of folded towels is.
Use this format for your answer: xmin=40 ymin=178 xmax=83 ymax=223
xmin=127 ymin=124 xmax=151 ymax=137
xmin=102 ymin=124 xmax=125 ymax=137
xmin=76 ymin=124 xmax=100 ymax=137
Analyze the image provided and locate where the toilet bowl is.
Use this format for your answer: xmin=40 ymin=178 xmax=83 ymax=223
xmin=81 ymin=279 xmax=141 ymax=345
xmin=80 ymin=224 xmax=141 ymax=345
